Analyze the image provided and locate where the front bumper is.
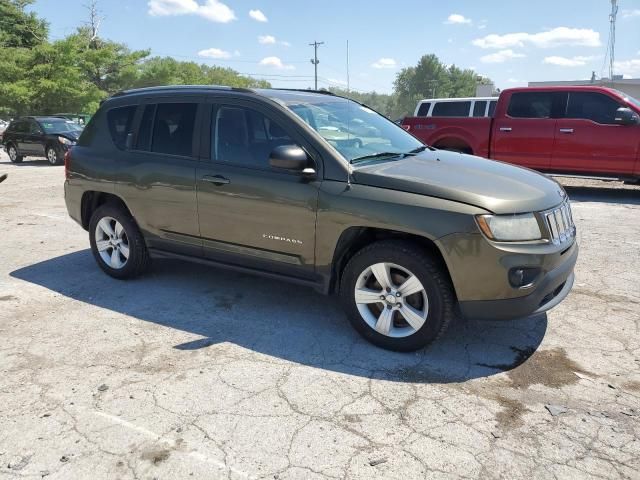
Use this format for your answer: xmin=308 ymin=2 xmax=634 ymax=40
xmin=458 ymin=241 xmax=578 ymax=320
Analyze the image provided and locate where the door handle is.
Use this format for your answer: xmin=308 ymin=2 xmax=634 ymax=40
xmin=499 ymin=127 xmax=512 ymax=132
xmin=202 ymin=175 xmax=230 ymax=186
xmin=559 ymin=128 xmax=574 ymax=134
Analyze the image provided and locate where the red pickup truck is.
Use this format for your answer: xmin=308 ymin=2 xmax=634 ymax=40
xmin=402 ymin=86 xmax=640 ymax=182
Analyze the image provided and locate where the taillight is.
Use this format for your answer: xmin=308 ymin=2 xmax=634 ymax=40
xmin=64 ymin=149 xmax=71 ymax=179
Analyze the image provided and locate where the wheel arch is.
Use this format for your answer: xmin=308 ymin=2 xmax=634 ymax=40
xmin=432 ymin=136 xmax=474 ymax=155
xmin=329 ymin=227 xmax=454 ymax=297
xmin=81 ymin=191 xmax=133 ymax=230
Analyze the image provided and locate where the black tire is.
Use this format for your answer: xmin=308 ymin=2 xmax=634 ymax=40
xmin=339 ymin=240 xmax=455 ymax=352
xmin=7 ymin=144 xmax=23 ymax=163
xmin=45 ymin=145 xmax=63 ymax=165
xmin=89 ymin=204 xmax=150 ymax=279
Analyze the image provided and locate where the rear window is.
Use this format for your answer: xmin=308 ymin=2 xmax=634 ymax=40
xmin=107 ymin=106 xmax=136 ymax=150
xmin=151 ymin=103 xmax=197 ymax=157
xmin=417 ymin=102 xmax=431 ymax=117
xmin=432 ymin=101 xmax=471 ymax=117
xmin=473 ymin=101 xmax=487 ymax=117
xmin=507 ymin=92 xmax=554 ymax=118
xmin=488 ymin=101 xmax=497 ymax=117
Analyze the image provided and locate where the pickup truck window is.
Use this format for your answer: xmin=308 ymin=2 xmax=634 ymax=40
xmin=566 ymin=92 xmax=623 ymax=125
xmin=473 ymin=101 xmax=487 ymax=117
xmin=432 ymin=101 xmax=471 ymax=117
xmin=417 ymin=102 xmax=431 ymax=116
xmin=507 ymin=92 xmax=554 ymax=118
xmin=488 ymin=101 xmax=497 ymax=117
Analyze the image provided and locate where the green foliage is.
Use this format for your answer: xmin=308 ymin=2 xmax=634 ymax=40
xmin=0 ymin=0 xmax=48 ymax=48
xmin=328 ymin=88 xmax=402 ymax=120
xmin=394 ymin=54 xmax=491 ymax=117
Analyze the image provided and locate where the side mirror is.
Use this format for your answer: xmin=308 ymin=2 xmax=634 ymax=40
xmin=614 ymin=107 xmax=640 ymax=126
xmin=269 ymin=145 xmax=309 ymax=171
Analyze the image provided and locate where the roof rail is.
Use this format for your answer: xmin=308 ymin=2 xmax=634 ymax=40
xmin=111 ymin=85 xmax=255 ymax=98
xmin=274 ymin=88 xmax=336 ymax=96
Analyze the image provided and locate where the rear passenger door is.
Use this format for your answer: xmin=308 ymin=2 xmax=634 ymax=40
xmin=25 ymin=120 xmax=45 ymax=155
xmin=491 ymin=91 xmax=565 ymax=169
xmin=552 ymin=91 xmax=640 ymax=175
xmin=114 ymin=98 xmax=202 ymax=257
xmin=196 ymin=99 xmax=320 ymax=279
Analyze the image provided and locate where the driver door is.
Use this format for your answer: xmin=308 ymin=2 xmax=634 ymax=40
xmin=196 ymin=100 xmax=321 ymax=280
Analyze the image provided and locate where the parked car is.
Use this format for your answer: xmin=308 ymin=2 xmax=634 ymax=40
xmin=403 ymin=86 xmax=640 ymax=183
xmin=0 ymin=120 xmax=9 ymax=142
xmin=51 ymin=113 xmax=91 ymax=126
xmin=414 ymin=97 xmax=497 ymax=118
xmin=2 ymin=116 xmax=83 ymax=165
xmin=64 ymin=86 xmax=577 ymax=351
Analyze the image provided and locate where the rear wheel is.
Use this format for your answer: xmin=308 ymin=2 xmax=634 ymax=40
xmin=7 ymin=144 xmax=23 ymax=163
xmin=339 ymin=240 xmax=455 ymax=352
xmin=46 ymin=145 xmax=62 ymax=165
xmin=89 ymin=204 xmax=150 ymax=279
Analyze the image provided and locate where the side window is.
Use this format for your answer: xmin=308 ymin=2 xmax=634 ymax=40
xmin=566 ymin=92 xmax=623 ymax=125
xmin=136 ymin=104 xmax=156 ymax=151
xmin=507 ymin=92 xmax=553 ymax=118
xmin=13 ymin=121 xmax=27 ymax=133
xmin=107 ymin=106 xmax=136 ymax=150
xmin=432 ymin=101 xmax=471 ymax=117
xmin=417 ymin=102 xmax=431 ymax=117
xmin=151 ymin=103 xmax=197 ymax=157
xmin=488 ymin=101 xmax=497 ymax=117
xmin=29 ymin=121 xmax=41 ymax=134
xmin=213 ymin=105 xmax=294 ymax=168
xmin=473 ymin=101 xmax=487 ymax=117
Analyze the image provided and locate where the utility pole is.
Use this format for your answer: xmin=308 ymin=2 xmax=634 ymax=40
xmin=309 ymin=41 xmax=324 ymax=90
xmin=609 ymin=0 xmax=618 ymax=81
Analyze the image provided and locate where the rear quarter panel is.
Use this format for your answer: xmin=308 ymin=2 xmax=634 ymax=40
xmin=402 ymin=117 xmax=492 ymax=157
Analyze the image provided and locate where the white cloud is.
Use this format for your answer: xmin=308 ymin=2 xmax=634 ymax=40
xmin=197 ymin=47 xmax=232 ymax=59
xmin=148 ymin=0 xmax=235 ymax=22
xmin=249 ymin=9 xmax=268 ymax=22
xmin=258 ymin=35 xmax=276 ymax=45
xmin=480 ymin=49 xmax=525 ymax=63
xmin=473 ymin=27 xmax=601 ymax=49
xmin=622 ymin=9 xmax=640 ymax=18
xmin=445 ymin=14 xmax=471 ymax=25
xmin=371 ymin=57 xmax=397 ymax=69
xmin=259 ymin=56 xmax=295 ymax=70
xmin=614 ymin=58 xmax=640 ymax=76
xmin=543 ymin=55 xmax=596 ymax=67
xmin=281 ymin=41 xmax=291 ymax=47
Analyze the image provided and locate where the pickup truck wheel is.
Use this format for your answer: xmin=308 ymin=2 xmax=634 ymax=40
xmin=7 ymin=144 xmax=23 ymax=163
xmin=89 ymin=204 xmax=150 ymax=279
xmin=46 ymin=145 xmax=62 ymax=165
xmin=339 ymin=240 xmax=455 ymax=352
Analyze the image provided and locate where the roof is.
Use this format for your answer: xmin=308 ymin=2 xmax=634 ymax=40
xmin=529 ymin=78 xmax=640 ymax=87
xmin=417 ymin=97 xmax=496 ymax=103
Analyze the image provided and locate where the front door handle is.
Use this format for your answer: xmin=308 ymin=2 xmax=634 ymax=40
xmin=202 ymin=175 xmax=230 ymax=186
xmin=499 ymin=127 xmax=512 ymax=132
xmin=559 ymin=128 xmax=574 ymax=134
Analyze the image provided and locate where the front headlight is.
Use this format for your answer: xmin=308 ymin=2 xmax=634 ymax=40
xmin=476 ymin=213 xmax=542 ymax=242
xmin=58 ymin=136 xmax=75 ymax=146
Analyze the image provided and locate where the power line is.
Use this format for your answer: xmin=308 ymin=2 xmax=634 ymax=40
xmin=309 ymin=41 xmax=324 ymax=90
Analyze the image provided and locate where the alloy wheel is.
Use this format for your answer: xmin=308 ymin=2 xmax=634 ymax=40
xmin=354 ymin=262 xmax=429 ymax=338
xmin=46 ymin=148 xmax=57 ymax=165
xmin=94 ymin=216 xmax=130 ymax=269
xmin=8 ymin=146 xmax=17 ymax=162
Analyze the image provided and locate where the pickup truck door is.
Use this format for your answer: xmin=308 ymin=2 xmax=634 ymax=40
xmin=491 ymin=91 xmax=564 ymax=170
xmin=196 ymin=100 xmax=320 ymax=280
xmin=552 ymin=91 xmax=640 ymax=175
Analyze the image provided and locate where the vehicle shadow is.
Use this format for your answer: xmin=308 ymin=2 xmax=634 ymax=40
xmin=565 ymin=185 xmax=640 ymax=205
xmin=0 ymin=159 xmax=60 ymax=167
xmin=10 ymin=250 xmax=548 ymax=383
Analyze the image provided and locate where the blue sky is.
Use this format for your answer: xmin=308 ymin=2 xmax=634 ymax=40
xmin=32 ymin=0 xmax=640 ymax=93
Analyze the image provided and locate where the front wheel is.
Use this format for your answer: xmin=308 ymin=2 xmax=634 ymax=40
xmin=339 ymin=240 xmax=455 ymax=352
xmin=46 ymin=146 xmax=62 ymax=165
xmin=89 ymin=204 xmax=150 ymax=279
xmin=7 ymin=144 xmax=23 ymax=163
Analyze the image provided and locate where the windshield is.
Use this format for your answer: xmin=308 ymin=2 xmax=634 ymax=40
xmin=40 ymin=120 xmax=83 ymax=133
xmin=285 ymin=97 xmax=423 ymax=162
xmin=613 ymin=89 xmax=640 ymax=109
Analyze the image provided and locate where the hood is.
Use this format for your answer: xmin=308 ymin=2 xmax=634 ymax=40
xmin=49 ymin=130 xmax=81 ymax=141
xmin=351 ymin=150 xmax=566 ymax=214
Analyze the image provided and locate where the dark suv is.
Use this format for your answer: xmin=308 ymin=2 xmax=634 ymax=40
xmin=3 ymin=116 xmax=82 ymax=165
xmin=64 ymin=86 xmax=578 ymax=351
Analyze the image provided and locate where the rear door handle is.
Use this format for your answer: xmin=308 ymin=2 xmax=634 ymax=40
xmin=499 ymin=127 xmax=512 ymax=132
xmin=559 ymin=128 xmax=574 ymax=134
xmin=201 ymin=175 xmax=230 ymax=186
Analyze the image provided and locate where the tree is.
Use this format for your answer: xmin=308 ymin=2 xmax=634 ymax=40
xmin=0 ymin=0 xmax=48 ymax=48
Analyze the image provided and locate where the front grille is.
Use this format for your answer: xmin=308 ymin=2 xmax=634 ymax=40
xmin=543 ymin=201 xmax=576 ymax=245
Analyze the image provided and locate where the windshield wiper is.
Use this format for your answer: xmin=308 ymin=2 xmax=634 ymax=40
xmin=350 ymin=151 xmax=411 ymax=164
xmin=409 ymin=145 xmax=431 ymax=153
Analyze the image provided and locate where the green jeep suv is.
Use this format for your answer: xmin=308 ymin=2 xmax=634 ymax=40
xmin=64 ymin=86 xmax=578 ymax=351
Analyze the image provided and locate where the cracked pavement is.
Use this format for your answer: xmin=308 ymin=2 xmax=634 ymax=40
xmin=0 ymin=154 xmax=639 ymax=479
